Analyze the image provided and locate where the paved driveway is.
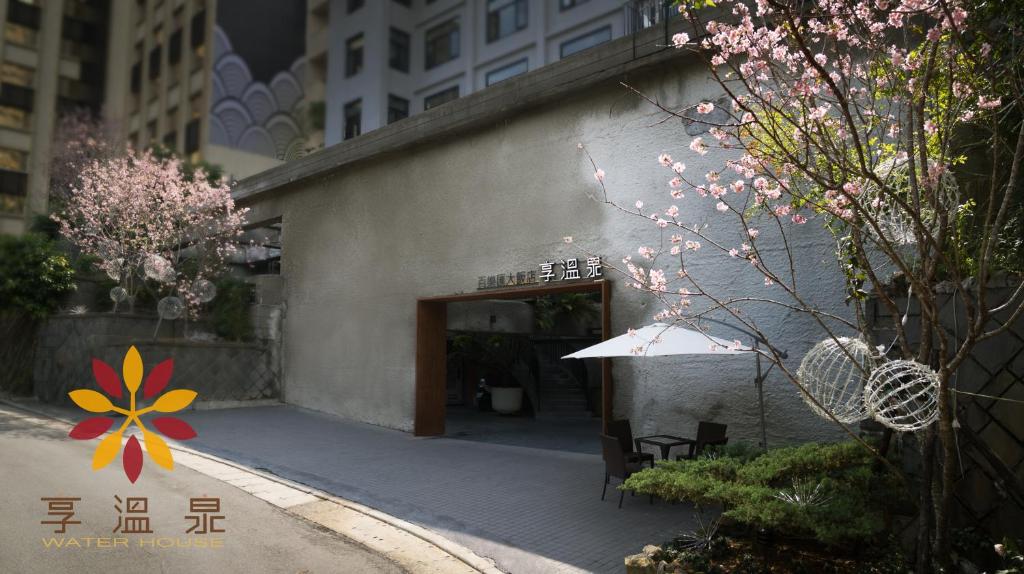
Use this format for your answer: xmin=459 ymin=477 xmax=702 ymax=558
xmin=177 ymin=406 xmax=696 ymax=574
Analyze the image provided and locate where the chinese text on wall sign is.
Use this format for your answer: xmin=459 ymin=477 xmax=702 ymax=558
xmin=477 ymin=257 xmax=602 ymax=291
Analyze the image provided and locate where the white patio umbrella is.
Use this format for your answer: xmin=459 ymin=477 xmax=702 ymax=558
xmin=563 ymin=323 xmax=774 ymax=450
xmin=562 ymin=323 xmax=749 ymax=358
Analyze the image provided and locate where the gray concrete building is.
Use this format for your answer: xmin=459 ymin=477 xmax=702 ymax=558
xmin=314 ymin=0 xmax=666 ymax=147
xmin=1 ymin=0 xmax=109 ymax=234
xmin=103 ymin=0 xmax=310 ymax=182
xmin=231 ymin=22 xmax=850 ymax=448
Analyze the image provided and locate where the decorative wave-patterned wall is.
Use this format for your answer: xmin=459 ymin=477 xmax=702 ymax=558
xmin=209 ymin=26 xmax=307 ymax=161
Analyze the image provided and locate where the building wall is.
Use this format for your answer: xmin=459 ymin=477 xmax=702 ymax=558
xmin=105 ymin=0 xmax=305 ymax=182
xmin=1 ymin=0 xmax=109 ymax=234
xmin=240 ymin=53 xmax=851 ymax=446
xmin=321 ymin=0 xmax=627 ymax=146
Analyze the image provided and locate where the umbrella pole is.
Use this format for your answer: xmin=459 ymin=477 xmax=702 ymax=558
xmin=754 ymin=341 xmax=769 ymax=451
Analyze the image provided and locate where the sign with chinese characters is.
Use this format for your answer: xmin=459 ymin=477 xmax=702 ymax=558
xmin=39 ymin=494 xmax=226 ymax=549
xmin=477 ymin=257 xmax=602 ymax=291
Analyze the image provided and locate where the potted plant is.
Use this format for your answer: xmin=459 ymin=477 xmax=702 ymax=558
xmin=450 ymin=333 xmax=525 ymax=414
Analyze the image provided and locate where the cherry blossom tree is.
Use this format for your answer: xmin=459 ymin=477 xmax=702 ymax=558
xmin=53 ymin=148 xmax=247 ymax=317
xmin=580 ymin=0 xmax=1022 ymax=570
xmin=49 ymin=109 xmax=122 ymax=208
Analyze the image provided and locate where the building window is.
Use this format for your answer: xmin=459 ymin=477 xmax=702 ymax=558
xmin=0 ymin=147 xmax=26 ymax=171
xmin=163 ymin=131 xmax=177 ymax=150
xmin=343 ymin=99 xmax=362 ymax=140
xmin=392 ymin=0 xmax=411 ymax=6
xmin=169 ymin=29 xmax=183 ymax=65
xmin=346 ymin=0 xmax=364 ymax=13
xmin=1 ymin=63 xmax=34 ymax=87
xmin=559 ymin=25 xmax=611 ymax=58
xmin=559 ymin=0 xmax=590 ymax=9
xmin=389 ymin=28 xmax=410 ymax=73
xmin=190 ymin=10 xmax=205 ymax=48
xmin=486 ymin=0 xmax=527 ymax=43
xmin=425 ymin=18 xmax=459 ymax=70
xmin=130 ymin=62 xmax=142 ymax=93
xmin=485 ymin=58 xmax=528 ymax=86
xmin=346 ymin=34 xmax=364 ymax=77
xmin=424 ymin=85 xmax=458 ymax=110
xmin=7 ymin=1 xmax=41 ymax=29
xmin=148 ymin=46 xmax=162 ymax=79
xmin=0 ymin=106 xmax=28 ymax=130
xmin=0 ymin=84 xmax=34 ymax=112
xmin=184 ymin=118 xmax=200 ymax=154
xmin=387 ymin=94 xmax=409 ymax=124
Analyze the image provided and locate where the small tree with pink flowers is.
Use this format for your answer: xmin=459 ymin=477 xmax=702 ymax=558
xmin=581 ymin=0 xmax=1022 ymax=569
xmin=53 ymin=148 xmax=247 ymax=319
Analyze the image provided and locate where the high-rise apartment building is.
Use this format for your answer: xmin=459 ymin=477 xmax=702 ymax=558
xmin=103 ymin=0 xmax=310 ymax=184
xmin=314 ymin=0 xmax=651 ymax=148
xmin=0 ymin=0 xmax=109 ymax=235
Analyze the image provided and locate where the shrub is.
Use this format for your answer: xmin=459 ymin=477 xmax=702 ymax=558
xmin=0 ymin=233 xmax=76 ymax=318
xmin=623 ymin=441 xmax=905 ymax=546
xmin=209 ymin=278 xmax=254 ymax=341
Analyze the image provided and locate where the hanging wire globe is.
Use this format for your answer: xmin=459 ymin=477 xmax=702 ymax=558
xmin=157 ymin=296 xmax=184 ymax=320
xmin=863 ymin=157 xmax=959 ymax=246
xmin=109 ymin=286 xmax=128 ymax=303
xmin=864 ymin=359 xmax=940 ymax=432
xmin=144 ymin=254 xmax=175 ymax=283
xmin=796 ymin=337 xmax=878 ymax=424
xmin=192 ymin=279 xmax=217 ymax=303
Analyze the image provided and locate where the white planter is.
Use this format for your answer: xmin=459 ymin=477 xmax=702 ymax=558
xmin=490 ymin=387 xmax=523 ymax=414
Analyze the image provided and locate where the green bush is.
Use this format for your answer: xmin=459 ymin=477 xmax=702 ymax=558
xmin=0 ymin=233 xmax=76 ymax=318
xmin=209 ymin=277 xmax=253 ymax=341
xmin=623 ymin=441 xmax=905 ymax=546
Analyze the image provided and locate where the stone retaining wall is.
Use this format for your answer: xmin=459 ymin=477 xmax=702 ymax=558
xmin=33 ymin=314 xmax=279 ymax=406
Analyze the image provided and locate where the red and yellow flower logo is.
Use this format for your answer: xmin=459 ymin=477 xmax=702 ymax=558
xmin=68 ymin=346 xmax=197 ymax=483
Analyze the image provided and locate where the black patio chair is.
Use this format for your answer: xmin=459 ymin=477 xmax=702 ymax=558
xmin=600 ymin=434 xmax=652 ymax=508
xmin=606 ymin=419 xmax=655 ymax=468
xmin=675 ymin=421 xmax=729 ymax=460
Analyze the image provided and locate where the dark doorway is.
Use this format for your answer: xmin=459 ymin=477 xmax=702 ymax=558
xmin=415 ymin=281 xmax=611 ymax=437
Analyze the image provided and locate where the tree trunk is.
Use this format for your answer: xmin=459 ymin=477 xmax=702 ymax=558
xmin=933 ymin=369 xmax=956 ymax=571
xmin=917 ymin=426 xmax=936 ymax=574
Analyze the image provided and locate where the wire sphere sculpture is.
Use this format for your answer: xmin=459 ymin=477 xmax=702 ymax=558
xmin=192 ymin=279 xmax=217 ymax=303
xmin=863 ymin=157 xmax=959 ymax=246
xmin=796 ymin=337 xmax=878 ymax=424
xmin=157 ymin=296 xmax=184 ymax=320
xmin=144 ymin=254 xmax=176 ymax=284
xmin=864 ymin=359 xmax=940 ymax=432
xmin=109 ymin=286 xmax=128 ymax=303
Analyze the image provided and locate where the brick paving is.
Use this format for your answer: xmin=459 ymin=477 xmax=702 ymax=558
xmin=177 ymin=405 xmax=697 ymax=574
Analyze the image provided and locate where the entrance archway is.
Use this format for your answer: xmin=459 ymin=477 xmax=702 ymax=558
xmin=415 ymin=280 xmax=612 ymax=436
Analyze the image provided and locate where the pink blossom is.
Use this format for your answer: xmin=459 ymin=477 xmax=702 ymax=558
xmin=716 ymin=201 xmax=729 ymax=212
xmin=672 ymin=162 xmax=686 ymax=174
xmin=689 ymin=137 xmax=709 ymax=156
xmin=729 ymin=248 xmax=740 ymax=257
xmin=638 ymin=246 xmax=655 ymax=259
xmin=658 ymin=153 xmax=673 ymax=166
xmin=665 ymin=205 xmax=680 ymax=218
xmin=696 ymin=102 xmax=715 ymax=114
xmin=748 ymin=228 xmax=760 ymax=239
xmin=978 ymin=96 xmax=1001 ymax=110
xmin=670 ymin=177 xmax=683 ymax=188
xmin=672 ymin=32 xmax=690 ymax=48
xmin=791 ymin=214 xmax=807 ymax=224
xmin=635 ymin=200 xmax=644 ymax=210
xmin=563 ymin=236 xmax=573 ymax=244
xmin=594 ymin=168 xmax=605 ymax=182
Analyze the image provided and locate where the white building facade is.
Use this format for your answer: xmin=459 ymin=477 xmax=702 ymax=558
xmin=321 ymin=0 xmax=649 ymax=146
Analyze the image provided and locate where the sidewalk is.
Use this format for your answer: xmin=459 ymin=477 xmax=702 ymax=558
xmin=173 ymin=405 xmax=695 ymax=574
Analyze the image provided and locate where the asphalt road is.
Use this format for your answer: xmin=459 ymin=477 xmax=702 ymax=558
xmin=0 ymin=404 xmax=404 ymax=574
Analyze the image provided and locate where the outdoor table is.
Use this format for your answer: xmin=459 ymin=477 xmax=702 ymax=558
xmin=634 ymin=435 xmax=693 ymax=460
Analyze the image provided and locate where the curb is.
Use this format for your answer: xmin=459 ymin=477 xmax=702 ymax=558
xmin=0 ymin=398 xmax=504 ymax=574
